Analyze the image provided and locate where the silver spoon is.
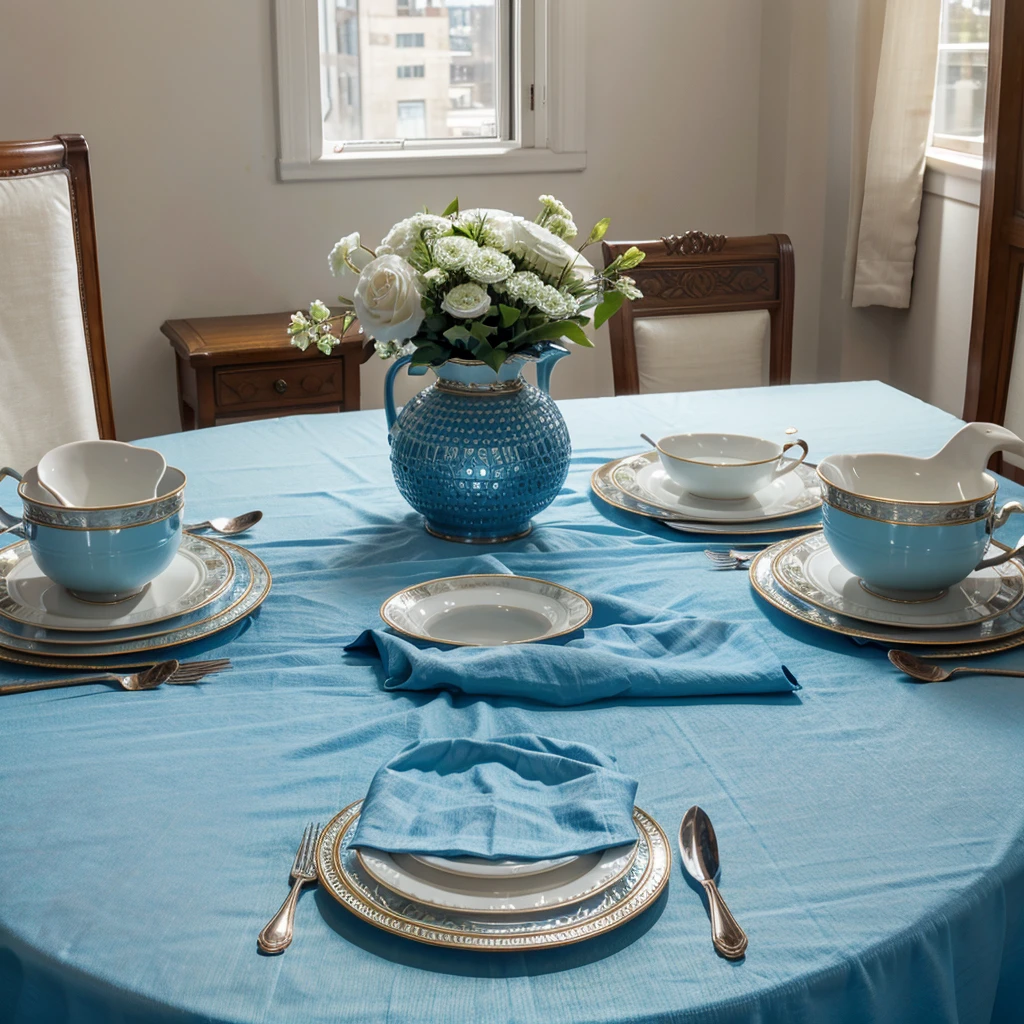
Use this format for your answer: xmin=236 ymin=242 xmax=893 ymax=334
xmin=0 ymin=660 xmax=180 ymax=696
xmin=185 ymin=510 xmax=263 ymax=535
xmin=678 ymin=806 xmax=748 ymax=959
xmin=889 ymin=649 xmax=1024 ymax=683
xmin=640 ymin=433 xmax=659 ymax=450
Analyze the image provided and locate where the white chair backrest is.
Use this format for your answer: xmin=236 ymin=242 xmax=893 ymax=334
xmin=631 ymin=310 xmax=771 ymax=395
xmin=0 ymin=168 xmax=100 ymax=471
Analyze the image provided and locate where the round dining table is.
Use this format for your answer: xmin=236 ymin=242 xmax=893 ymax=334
xmin=2 ymin=380 xmax=1024 ymax=1024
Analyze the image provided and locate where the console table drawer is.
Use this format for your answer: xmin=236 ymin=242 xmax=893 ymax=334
xmin=214 ymin=361 xmax=344 ymax=410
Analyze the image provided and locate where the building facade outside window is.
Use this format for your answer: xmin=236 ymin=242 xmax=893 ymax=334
xmin=932 ymin=0 xmax=991 ymax=158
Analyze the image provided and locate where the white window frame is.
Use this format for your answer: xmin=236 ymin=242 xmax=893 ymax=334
xmin=274 ymin=0 xmax=586 ymax=181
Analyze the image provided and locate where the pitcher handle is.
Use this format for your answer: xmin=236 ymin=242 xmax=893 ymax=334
xmin=978 ymin=501 xmax=1024 ymax=570
xmin=0 ymin=467 xmax=23 ymax=530
xmin=383 ymin=355 xmax=429 ymax=433
xmin=770 ymin=439 xmax=809 ymax=482
xmin=535 ymin=343 xmax=570 ymax=395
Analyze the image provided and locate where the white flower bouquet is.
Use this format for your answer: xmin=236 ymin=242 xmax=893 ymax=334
xmin=288 ymin=195 xmax=645 ymax=372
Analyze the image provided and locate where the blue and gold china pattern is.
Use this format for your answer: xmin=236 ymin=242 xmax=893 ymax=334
xmin=385 ymin=346 xmax=571 ymax=543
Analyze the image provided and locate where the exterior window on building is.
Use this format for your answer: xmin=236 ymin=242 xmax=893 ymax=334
xmin=932 ymin=0 xmax=991 ymax=157
xmin=397 ymin=64 xmax=426 ymax=78
xmin=396 ymin=32 xmax=425 ymax=47
xmin=397 ymin=99 xmax=427 ymax=139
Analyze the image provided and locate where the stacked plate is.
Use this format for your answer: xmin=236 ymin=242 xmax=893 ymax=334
xmin=316 ymin=801 xmax=671 ymax=950
xmin=0 ymin=534 xmax=271 ymax=670
xmin=750 ymin=530 xmax=1024 ymax=656
xmin=591 ymin=450 xmax=822 ymax=537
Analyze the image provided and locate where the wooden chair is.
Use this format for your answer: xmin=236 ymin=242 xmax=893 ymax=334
xmin=601 ymin=232 xmax=794 ymax=396
xmin=0 ymin=135 xmax=115 ymax=470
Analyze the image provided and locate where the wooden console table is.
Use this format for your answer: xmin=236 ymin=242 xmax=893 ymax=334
xmin=161 ymin=311 xmax=370 ymax=430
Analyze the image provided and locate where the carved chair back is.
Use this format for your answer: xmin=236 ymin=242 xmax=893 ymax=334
xmin=0 ymin=135 xmax=115 ymax=469
xmin=601 ymin=232 xmax=794 ymax=396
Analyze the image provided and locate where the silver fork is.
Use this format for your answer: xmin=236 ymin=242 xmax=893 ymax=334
xmin=704 ymin=549 xmax=757 ymax=570
xmin=258 ymin=822 xmax=321 ymax=954
xmin=0 ymin=658 xmax=231 ymax=696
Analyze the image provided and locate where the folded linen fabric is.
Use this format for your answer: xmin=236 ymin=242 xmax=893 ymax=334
xmin=350 ymin=734 xmax=639 ymax=858
xmin=346 ymin=593 xmax=798 ymax=706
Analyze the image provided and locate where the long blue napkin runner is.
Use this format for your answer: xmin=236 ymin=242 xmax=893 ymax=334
xmin=350 ymin=734 xmax=639 ymax=858
xmin=347 ymin=592 xmax=798 ymax=706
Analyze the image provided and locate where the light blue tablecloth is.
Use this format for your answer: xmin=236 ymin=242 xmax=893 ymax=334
xmin=2 ymin=381 xmax=1024 ymax=1024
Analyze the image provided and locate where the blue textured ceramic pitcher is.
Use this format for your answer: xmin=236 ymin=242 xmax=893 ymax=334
xmin=384 ymin=345 xmax=571 ymax=543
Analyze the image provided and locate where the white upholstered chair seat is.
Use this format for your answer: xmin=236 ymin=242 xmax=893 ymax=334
xmin=632 ymin=310 xmax=771 ymax=395
xmin=0 ymin=168 xmax=101 ymax=470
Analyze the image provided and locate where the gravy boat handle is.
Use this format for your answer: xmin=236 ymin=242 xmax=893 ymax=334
xmin=0 ymin=467 xmax=23 ymax=531
xmin=977 ymin=500 xmax=1024 ymax=570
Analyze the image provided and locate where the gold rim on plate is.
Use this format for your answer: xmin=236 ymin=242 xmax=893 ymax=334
xmin=317 ymin=801 xmax=671 ymax=951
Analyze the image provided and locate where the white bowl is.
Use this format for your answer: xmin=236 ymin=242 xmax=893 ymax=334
xmin=36 ymin=440 xmax=167 ymax=508
xmin=654 ymin=433 xmax=809 ymax=500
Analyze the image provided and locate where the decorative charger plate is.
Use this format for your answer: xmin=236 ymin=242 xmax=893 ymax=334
xmin=750 ymin=537 xmax=1024 ymax=647
xmin=380 ymin=574 xmax=592 ymax=646
xmin=773 ymin=531 xmax=1024 ymax=629
xmin=0 ymin=533 xmax=233 ymax=631
xmin=356 ymin=841 xmax=636 ymax=914
xmin=317 ymin=801 xmax=670 ymax=951
xmin=0 ymin=542 xmax=271 ymax=660
xmin=590 ymin=458 xmax=820 ymax=535
xmin=611 ymin=452 xmax=822 ymax=523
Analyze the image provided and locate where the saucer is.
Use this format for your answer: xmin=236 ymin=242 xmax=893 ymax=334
xmin=772 ymin=531 xmax=1024 ymax=629
xmin=0 ymin=533 xmax=233 ymax=631
xmin=380 ymin=574 xmax=592 ymax=646
xmin=749 ymin=536 xmax=1024 ymax=646
xmin=610 ymin=452 xmax=821 ymax=522
xmin=356 ymin=842 xmax=636 ymax=913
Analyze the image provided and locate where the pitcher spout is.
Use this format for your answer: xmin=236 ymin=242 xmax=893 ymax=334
xmin=929 ymin=422 xmax=1024 ymax=474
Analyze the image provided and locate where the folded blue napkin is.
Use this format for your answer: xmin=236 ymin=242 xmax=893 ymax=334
xmin=350 ymin=734 xmax=639 ymax=858
xmin=346 ymin=593 xmax=797 ymax=706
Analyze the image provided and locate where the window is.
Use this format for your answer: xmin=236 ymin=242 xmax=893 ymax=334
xmin=397 ymin=99 xmax=427 ymax=138
xmin=931 ymin=0 xmax=991 ymax=158
xmin=275 ymin=0 xmax=586 ymax=180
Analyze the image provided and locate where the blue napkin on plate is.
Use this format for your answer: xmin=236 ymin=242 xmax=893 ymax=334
xmin=346 ymin=593 xmax=798 ymax=706
xmin=350 ymin=734 xmax=639 ymax=859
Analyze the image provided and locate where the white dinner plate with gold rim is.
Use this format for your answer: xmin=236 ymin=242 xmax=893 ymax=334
xmin=381 ymin=574 xmax=592 ymax=646
xmin=411 ymin=853 xmax=576 ymax=879
xmin=750 ymin=535 xmax=1024 ymax=647
xmin=611 ymin=451 xmax=822 ymax=523
xmin=0 ymin=541 xmax=251 ymax=646
xmin=773 ymin=531 xmax=1024 ymax=629
xmin=316 ymin=801 xmax=670 ymax=951
xmin=0 ymin=533 xmax=233 ymax=631
xmin=356 ymin=841 xmax=637 ymax=914
xmin=0 ymin=543 xmax=270 ymax=661
xmin=590 ymin=458 xmax=822 ymax=535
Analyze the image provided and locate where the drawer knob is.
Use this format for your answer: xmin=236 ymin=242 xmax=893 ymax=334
xmin=274 ymin=378 xmax=289 ymax=395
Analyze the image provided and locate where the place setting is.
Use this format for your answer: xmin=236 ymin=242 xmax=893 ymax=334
xmin=745 ymin=422 xmax=1024 ymax=669
xmin=0 ymin=439 xmax=271 ymax=681
xmin=591 ymin=430 xmax=823 ymax=538
xmin=258 ymin=735 xmax=747 ymax=959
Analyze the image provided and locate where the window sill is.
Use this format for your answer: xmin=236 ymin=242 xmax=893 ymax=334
xmin=924 ymin=147 xmax=982 ymax=207
xmin=278 ymin=146 xmax=587 ymax=182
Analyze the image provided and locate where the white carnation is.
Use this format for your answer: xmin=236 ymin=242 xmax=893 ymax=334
xmin=422 ymin=267 xmax=448 ymax=287
xmin=378 ymin=214 xmax=453 ymax=260
xmin=441 ymin=282 xmax=491 ymax=320
xmin=431 ymin=235 xmax=479 ymax=271
xmin=614 ymin=275 xmax=643 ymax=300
xmin=503 ymin=271 xmax=547 ymax=307
xmin=328 ymin=231 xmax=362 ymax=276
xmin=466 ymin=246 xmax=515 ymax=284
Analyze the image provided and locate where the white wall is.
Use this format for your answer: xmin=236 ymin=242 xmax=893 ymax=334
xmin=0 ymin=0 xmax=764 ymax=441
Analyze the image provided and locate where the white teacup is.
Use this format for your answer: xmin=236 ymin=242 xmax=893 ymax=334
xmin=654 ymin=433 xmax=809 ymax=500
xmin=37 ymin=440 xmax=166 ymax=507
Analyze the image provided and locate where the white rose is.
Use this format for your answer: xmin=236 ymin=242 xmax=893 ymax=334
xmin=513 ymin=218 xmax=594 ymax=281
xmin=441 ymin=282 xmax=491 ymax=319
xmin=353 ymin=255 xmax=426 ymax=344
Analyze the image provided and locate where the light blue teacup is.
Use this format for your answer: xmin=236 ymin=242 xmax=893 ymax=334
xmin=0 ymin=464 xmax=185 ymax=603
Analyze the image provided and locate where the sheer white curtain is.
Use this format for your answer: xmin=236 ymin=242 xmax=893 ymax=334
xmin=848 ymin=0 xmax=941 ymax=309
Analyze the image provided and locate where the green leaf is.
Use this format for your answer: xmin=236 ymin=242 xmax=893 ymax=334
xmin=499 ymin=304 xmax=520 ymax=327
xmin=585 ymin=217 xmax=611 ymax=247
xmin=593 ymin=289 xmax=625 ymax=329
xmin=451 ymin=223 xmax=475 ymax=239
xmin=443 ymin=324 xmax=472 ymax=343
xmin=473 ymin=340 xmax=507 ymax=373
xmin=410 ymin=342 xmax=448 ymax=366
xmin=336 ymin=295 xmax=355 ymax=307
xmin=512 ymin=319 xmax=593 ymax=349
xmin=468 ymin=320 xmax=497 ymax=342
xmin=442 ymin=197 xmax=460 ymax=217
